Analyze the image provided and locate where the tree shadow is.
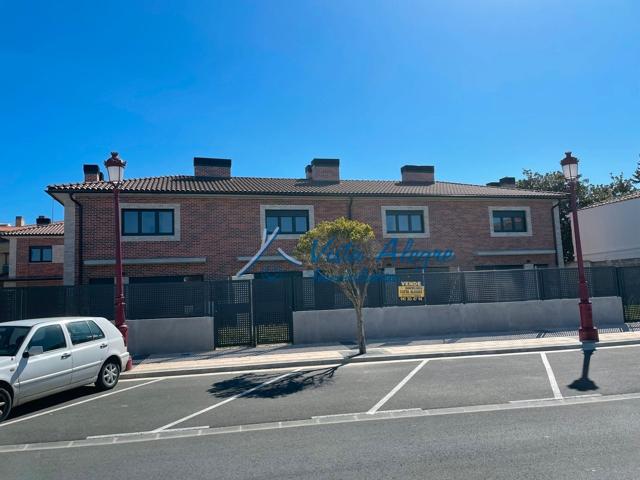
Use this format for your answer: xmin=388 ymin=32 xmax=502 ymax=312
xmin=567 ymin=345 xmax=599 ymax=392
xmin=207 ymin=364 xmax=345 ymax=399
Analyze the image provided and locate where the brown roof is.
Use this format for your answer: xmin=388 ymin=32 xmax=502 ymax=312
xmin=47 ymin=176 xmax=564 ymax=199
xmin=579 ymin=190 xmax=640 ymax=210
xmin=2 ymin=221 xmax=64 ymax=237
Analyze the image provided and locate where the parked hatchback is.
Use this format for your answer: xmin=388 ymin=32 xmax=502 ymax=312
xmin=0 ymin=317 xmax=130 ymax=422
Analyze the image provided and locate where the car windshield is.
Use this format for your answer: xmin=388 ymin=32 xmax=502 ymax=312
xmin=0 ymin=326 xmax=32 ymax=356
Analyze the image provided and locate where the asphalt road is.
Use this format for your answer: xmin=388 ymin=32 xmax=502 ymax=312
xmin=1 ymin=344 xmax=639 ymax=479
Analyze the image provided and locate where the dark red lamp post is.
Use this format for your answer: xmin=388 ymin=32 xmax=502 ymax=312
xmin=560 ymin=152 xmax=599 ymax=343
xmin=104 ymin=152 xmax=133 ymax=370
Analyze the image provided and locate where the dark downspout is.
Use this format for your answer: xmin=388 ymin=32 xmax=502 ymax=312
xmin=70 ymin=193 xmax=84 ymax=284
xmin=550 ymin=200 xmax=560 ymax=267
xmin=348 ymin=196 xmax=354 ymax=219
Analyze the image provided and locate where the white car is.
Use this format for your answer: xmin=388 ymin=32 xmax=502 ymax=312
xmin=0 ymin=317 xmax=130 ymax=422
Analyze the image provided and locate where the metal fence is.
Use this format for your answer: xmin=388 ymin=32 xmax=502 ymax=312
xmin=291 ymin=267 xmax=623 ymax=310
xmin=1 ymin=266 xmax=639 ymax=328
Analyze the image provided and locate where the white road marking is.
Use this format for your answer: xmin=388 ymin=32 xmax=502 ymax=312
xmin=4 ymin=391 xmax=640 ymax=453
xmin=0 ymin=379 xmax=163 ymax=428
xmin=153 ymin=369 xmax=302 ymax=432
xmin=367 ymin=360 xmax=428 ymax=414
xmin=540 ymin=352 xmax=563 ymax=400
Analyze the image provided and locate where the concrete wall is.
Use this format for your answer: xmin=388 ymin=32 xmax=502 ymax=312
xmin=127 ymin=316 xmax=215 ymax=356
xmin=293 ymin=297 xmax=625 ymax=345
xmin=576 ymin=196 xmax=640 ymax=263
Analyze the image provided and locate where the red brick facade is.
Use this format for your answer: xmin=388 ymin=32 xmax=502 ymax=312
xmin=70 ymin=193 xmax=560 ymax=284
xmin=4 ymin=236 xmax=64 ymax=286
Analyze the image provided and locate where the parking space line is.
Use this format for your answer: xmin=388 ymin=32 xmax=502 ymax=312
xmin=540 ymin=352 xmax=563 ymax=400
xmin=367 ymin=360 xmax=428 ymax=415
xmin=152 ymin=369 xmax=302 ymax=432
xmin=0 ymin=379 xmax=164 ymax=428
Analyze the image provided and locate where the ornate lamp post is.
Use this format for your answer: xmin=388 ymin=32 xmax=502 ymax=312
xmin=104 ymin=152 xmax=133 ymax=370
xmin=561 ymin=152 xmax=599 ymax=343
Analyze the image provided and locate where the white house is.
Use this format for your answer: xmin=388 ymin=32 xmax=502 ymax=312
xmin=575 ymin=191 xmax=640 ymax=266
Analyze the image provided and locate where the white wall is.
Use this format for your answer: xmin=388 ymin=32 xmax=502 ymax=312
xmin=576 ymin=197 xmax=640 ymax=263
xmin=293 ymin=297 xmax=625 ymax=344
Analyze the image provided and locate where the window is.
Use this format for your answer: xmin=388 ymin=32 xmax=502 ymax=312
xmin=66 ymin=321 xmax=94 ymax=345
xmin=27 ymin=325 xmax=67 ymax=352
xmin=122 ymin=209 xmax=174 ymax=236
xmin=492 ymin=210 xmax=528 ymax=233
xmin=66 ymin=320 xmax=105 ymax=345
xmin=87 ymin=321 xmax=105 ymax=340
xmin=29 ymin=246 xmax=53 ymax=263
xmin=385 ymin=210 xmax=425 ymax=234
xmin=265 ymin=210 xmax=309 ymax=234
xmin=0 ymin=326 xmax=31 ymax=356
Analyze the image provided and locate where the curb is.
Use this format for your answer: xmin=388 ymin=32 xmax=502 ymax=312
xmin=122 ymin=338 xmax=640 ymax=379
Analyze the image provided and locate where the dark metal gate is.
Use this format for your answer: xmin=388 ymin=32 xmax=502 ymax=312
xmin=212 ymin=280 xmax=253 ymax=347
xmin=618 ymin=266 xmax=640 ymax=322
xmin=252 ymin=278 xmax=293 ymax=344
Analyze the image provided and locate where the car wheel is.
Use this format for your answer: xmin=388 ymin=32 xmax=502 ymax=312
xmin=96 ymin=360 xmax=121 ymax=391
xmin=0 ymin=388 xmax=12 ymax=423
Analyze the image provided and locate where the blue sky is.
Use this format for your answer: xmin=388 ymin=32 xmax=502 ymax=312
xmin=1 ymin=0 xmax=638 ymax=224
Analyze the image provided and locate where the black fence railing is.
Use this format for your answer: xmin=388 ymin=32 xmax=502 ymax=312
xmin=1 ymin=266 xmax=639 ymax=324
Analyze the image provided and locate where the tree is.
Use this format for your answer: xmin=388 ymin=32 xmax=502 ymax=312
xmin=632 ymin=158 xmax=640 ymax=186
xmin=294 ymin=217 xmax=381 ymax=354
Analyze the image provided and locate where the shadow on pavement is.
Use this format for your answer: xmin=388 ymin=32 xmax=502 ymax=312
xmin=568 ymin=347 xmax=599 ymax=392
xmin=207 ymin=362 xmax=351 ymax=399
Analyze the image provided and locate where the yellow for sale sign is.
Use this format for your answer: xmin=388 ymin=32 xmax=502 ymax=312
xmin=398 ymin=281 xmax=425 ymax=301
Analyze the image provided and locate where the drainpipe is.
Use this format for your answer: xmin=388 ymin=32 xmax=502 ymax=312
xmin=70 ymin=193 xmax=84 ymax=284
xmin=348 ymin=196 xmax=354 ymax=219
xmin=550 ymin=200 xmax=563 ymax=267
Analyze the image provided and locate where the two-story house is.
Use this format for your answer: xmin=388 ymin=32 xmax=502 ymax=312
xmin=1 ymin=216 xmax=65 ymax=287
xmin=46 ymin=156 xmax=565 ymax=286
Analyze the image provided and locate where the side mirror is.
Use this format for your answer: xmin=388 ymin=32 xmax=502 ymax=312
xmin=23 ymin=345 xmax=44 ymax=358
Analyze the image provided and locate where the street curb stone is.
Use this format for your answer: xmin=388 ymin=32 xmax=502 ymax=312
xmin=121 ymin=338 xmax=640 ymax=379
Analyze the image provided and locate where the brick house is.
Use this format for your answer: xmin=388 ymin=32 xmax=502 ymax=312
xmin=46 ymin=157 xmax=565 ymax=286
xmin=1 ymin=217 xmax=65 ymax=287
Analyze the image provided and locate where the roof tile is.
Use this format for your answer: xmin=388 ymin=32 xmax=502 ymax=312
xmin=47 ymin=176 xmax=564 ymax=199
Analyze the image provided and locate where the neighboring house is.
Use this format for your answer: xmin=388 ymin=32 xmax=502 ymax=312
xmin=46 ymin=157 xmax=565 ymax=286
xmin=574 ymin=191 xmax=640 ymax=267
xmin=1 ymin=217 xmax=65 ymax=287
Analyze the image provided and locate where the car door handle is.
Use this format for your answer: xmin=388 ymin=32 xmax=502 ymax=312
xmin=61 ymin=353 xmax=71 ymax=359
xmin=99 ymin=343 xmax=108 ymax=349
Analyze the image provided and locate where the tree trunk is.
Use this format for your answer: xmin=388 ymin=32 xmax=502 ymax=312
xmin=356 ymin=306 xmax=366 ymax=355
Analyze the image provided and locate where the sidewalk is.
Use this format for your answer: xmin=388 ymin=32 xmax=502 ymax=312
xmin=123 ymin=323 xmax=640 ymax=379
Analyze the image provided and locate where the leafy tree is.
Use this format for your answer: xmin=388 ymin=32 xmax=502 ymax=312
xmin=294 ymin=217 xmax=381 ymax=354
xmin=632 ymin=158 xmax=640 ymax=186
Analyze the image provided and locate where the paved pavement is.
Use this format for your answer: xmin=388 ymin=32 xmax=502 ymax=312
xmin=4 ymin=400 xmax=639 ymax=479
xmin=126 ymin=325 xmax=640 ymax=377
xmin=0 ymin=343 xmax=638 ymax=454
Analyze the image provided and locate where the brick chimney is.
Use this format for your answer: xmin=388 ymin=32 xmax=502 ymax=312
xmin=499 ymin=176 xmax=516 ymax=188
xmin=194 ymin=158 xmax=231 ymax=178
xmin=401 ymin=165 xmax=435 ymax=184
xmin=36 ymin=215 xmax=51 ymax=226
xmin=15 ymin=216 xmax=24 ymax=227
xmin=83 ymin=164 xmax=102 ymax=182
xmin=309 ymin=158 xmax=339 ymax=182
xmin=487 ymin=177 xmax=517 ymax=188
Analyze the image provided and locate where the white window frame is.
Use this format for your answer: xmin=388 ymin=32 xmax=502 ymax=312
xmin=260 ymin=205 xmax=315 ymax=240
xmin=381 ymin=206 xmax=430 ymax=239
xmin=120 ymin=203 xmax=181 ymax=242
xmin=488 ymin=206 xmax=532 ymax=237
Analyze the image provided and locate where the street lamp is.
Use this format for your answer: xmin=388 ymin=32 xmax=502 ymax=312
xmin=104 ymin=152 xmax=133 ymax=370
xmin=561 ymin=152 xmax=599 ymax=343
